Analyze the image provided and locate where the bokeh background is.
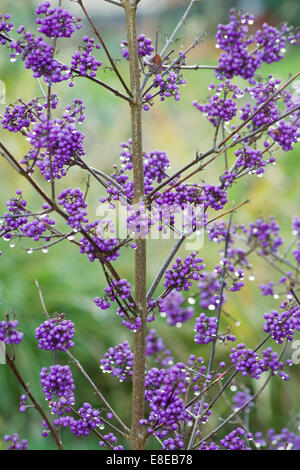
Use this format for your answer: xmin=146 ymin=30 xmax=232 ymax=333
xmin=0 ymin=0 xmax=299 ymax=449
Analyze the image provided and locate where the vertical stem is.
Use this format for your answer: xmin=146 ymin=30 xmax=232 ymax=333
xmin=124 ymin=0 xmax=147 ymax=450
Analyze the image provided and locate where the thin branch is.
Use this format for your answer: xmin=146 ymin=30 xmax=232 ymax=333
xmin=142 ymin=33 xmax=205 ymax=98
xmin=71 ymin=68 xmax=132 ymax=102
xmin=66 ymin=350 xmax=130 ymax=434
xmin=77 ymin=0 xmax=132 ymax=97
xmin=187 ymin=209 xmax=234 ymax=449
xmin=194 ymin=341 xmax=289 ymax=448
xmin=104 ymin=0 xmax=123 ymax=7
xmin=160 ymin=0 xmax=197 ymax=58
xmin=146 ymin=236 xmax=186 ymax=301
xmin=179 ymin=64 xmax=218 ymax=70
xmin=206 ymin=199 xmax=250 ymax=226
xmin=150 ymin=100 xmax=300 ymax=197
xmin=35 ymin=280 xmax=50 ymax=320
xmin=6 ymin=353 xmax=63 ymax=450
xmin=140 ymin=0 xmax=199 ymax=94
xmin=0 ymin=141 xmax=137 ymax=307
xmin=218 ymin=71 xmax=300 ymax=149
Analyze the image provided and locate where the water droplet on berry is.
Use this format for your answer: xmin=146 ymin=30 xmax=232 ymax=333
xmin=10 ymin=57 xmax=16 ymax=62
xmin=10 ymin=242 xmax=15 ymax=248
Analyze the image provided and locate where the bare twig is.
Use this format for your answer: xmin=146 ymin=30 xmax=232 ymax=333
xmin=78 ymin=0 xmax=131 ymax=97
xmin=66 ymin=350 xmax=130 ymax=434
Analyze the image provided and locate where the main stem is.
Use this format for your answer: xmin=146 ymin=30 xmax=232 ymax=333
xmin=124 ymin=1 xmax=147 ymax=450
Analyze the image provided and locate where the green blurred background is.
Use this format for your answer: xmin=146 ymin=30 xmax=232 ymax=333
xmin=0 ymin=0 xmax=299 ymax=449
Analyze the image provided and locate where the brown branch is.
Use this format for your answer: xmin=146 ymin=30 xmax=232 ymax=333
xmin=6 ymin=353 xmax=63 ymax=450
xmin=71 ymin=68 xmax=132 ymax=102
xmin=124 ymin=0 xmax=147 ymax=450
xmin=66 ymin=351 xmax=130 ymax=434
xmin=77 ymin=0 xmax=132 ymax=97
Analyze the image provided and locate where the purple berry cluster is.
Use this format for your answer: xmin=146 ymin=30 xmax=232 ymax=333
xmin=23 ymin=113 xmax=85 ymax=180
xmin=35 ymin=314 xmax=75 ymax=351
xmin=152 ymin=71 xmax=186 ymax=103
xmin=194 ymin=313 xmax=217 ymax=344
xmin=198 ymin=271 xmax=224 ymax=310
xmin=94 ymin=278 xmax=132 ymax=311
xmin=230 ymin=344 xmax=264 ymax=379
xmin=145 ymin=329 xmax=173 ymax=366
xmin=255 ymin=23 xmax=287 ymax=64
xmin=35 ymin=2 xmax=82 ymax=38
xmin=58 ymin=188 xmax=88 ymax=230
xmin=263 ymin=306 xmax=300 ymax=343
xmin=163 ymin=435 xmax=184 ymax=450
xmin=70 ymin=403 xmax=103 ymax=437
xmin=201 ymin=184 xmax=228 ymax=211
xmin=63 ymin=99 xmax=86 ymax=125
xmin=4 ymin=433 xmax=28 ymax=450
xmin=71 ymin=36 xmax=102 ymax=79
xmin=158 ymin=291 xmax=194 ymax=326
xmin=1 ymin=99 xmax=40 ymax=133
xmin=193 ymin=81 xmax=243 ymax=126
xmin=198 ymin=440 xmax=220 ymax=450
xmin=194 ymin=313 xmax=235 ymax=344
xmin=121 ymin=34 xmax=154 ymax=60
xmin=220 ymin=427 xmax=252 ymax=450
xmin=40 ymin=364 xmax=75 ymax=416
xmin=235 ymin=147 xmax=266 ymax=175
xmin=100 ymin=341 xmax=134 ymax=382
xmin=0 ymin=317 xmax=23 ymax=345
xmin=215 ymin=10 xmax=257 ymax=80
xmin=260 ymin=281 xmax=275 ymax=296
xmin=269 ymin=121 xmax=299 ymax=151
xmin=163 ymin=253 xmax=206 ymax=291
xmin=0 ymin=13 xmax=14 ymax=41
xmin=143 ymin=364 xmax=189 ymax=437
xmin=293 ymin=242 xmax=300 ymax=265
xmin=248 ymin=217 xmax=283 ymax=255
xmin=241 ymin=78 xmax=281 ymax=130
xmin=206 ymin=220 xmax=228 ymax=243
xmin=262 ymin=347 xmax=290 ymax=381
xmin=0 ymin=190 xmax=29 ymax=240
xmin=79 ymin=221 xmax=120 ymax=263
xmin=99 ymin=432 xmax=123 ymax=450
xmin=10 ymin=32 xmax=71 ymax=84
xmin=232 ymin=390 xmax=253 ymax=410
xmin=0 ymin=190 xmax=56 ymax=244
xmin=255 ymin=427 xmax=300 ymax=450
xmin=19 ymin=394 xmax=27 ymax=413
xmin=215 ymin=10 xmax=289 ymax=80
